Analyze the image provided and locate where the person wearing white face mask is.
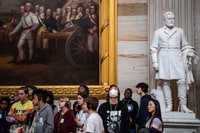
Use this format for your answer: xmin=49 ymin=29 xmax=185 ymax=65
xmin=98 ymin=85 xmax=130 ymax=133
xmin=150 ymin=11 xmax=196 ymax=113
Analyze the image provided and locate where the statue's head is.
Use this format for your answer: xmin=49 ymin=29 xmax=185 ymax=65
xmin=163 ymin=11 xmax=175 ymax=29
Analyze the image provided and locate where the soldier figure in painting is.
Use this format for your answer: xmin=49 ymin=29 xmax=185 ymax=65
xmin=9 ymin=1 xmax=39 ymax=65
xmin=150 ymin=11 xmax=198 ymax=113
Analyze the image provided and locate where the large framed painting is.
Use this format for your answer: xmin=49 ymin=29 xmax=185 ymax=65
xmin=0 ymin=0 xmax=117 ymax=99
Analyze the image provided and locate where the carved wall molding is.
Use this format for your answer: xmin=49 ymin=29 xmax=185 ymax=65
xmin=0 ymin=85 xmax=109 ymax=99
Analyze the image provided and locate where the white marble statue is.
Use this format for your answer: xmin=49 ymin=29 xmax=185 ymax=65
xmin=150 ymin=11 xmax=198 ymax=113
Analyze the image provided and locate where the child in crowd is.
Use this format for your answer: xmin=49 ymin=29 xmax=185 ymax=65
xmin=26 ymin=85 xmax=37 ymax=100
xmin=98 ymin=85 xmax=130 ymax=133
xmin=0 ymin=97 xmax=11 ymax=133
xmin=30 ymin=89 xmax=54 ymax=133
xmin=74 ymin=92 xmax=89 ymax=133
xmin=139 ymin=97 xmax=163 ymax=133
xmin=9 ymin=90 xmax=19 ymax=105
xmin=122 ymin=88 xmax=138 ymax=133
xmin=135 ymin=82 xmax=151 ymax=131
xmin=54 ymin=97 xmax=76 ymax=133
xmin=46 ymin=91 xmax=58 ymax=115
xmin=6 ymin=86 xmax=34 ymax=133
xmin=73 ymin=84 xmax=89 ymax=116
xmin=82 ymin=96 xmax=104 ymax=133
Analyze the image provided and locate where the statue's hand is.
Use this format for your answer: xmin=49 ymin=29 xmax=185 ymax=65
xmin=153 ymin=62 xmax=159 ymax=71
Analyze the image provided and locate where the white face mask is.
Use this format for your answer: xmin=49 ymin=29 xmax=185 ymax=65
xmin=164 ymin=14 xmax=175 ymax=28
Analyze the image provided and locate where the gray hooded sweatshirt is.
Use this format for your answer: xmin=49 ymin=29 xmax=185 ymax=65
xmin=34 ymin=103 xmax=54 ymax=133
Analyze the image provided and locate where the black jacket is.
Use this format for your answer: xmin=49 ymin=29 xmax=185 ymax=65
xmin=98 ymin=101 xmax=130 ymax=133
xmin=136 ymin=94 xmax=151 ymax=129
xmin=122 ymin=98 xmax=138 ymax=129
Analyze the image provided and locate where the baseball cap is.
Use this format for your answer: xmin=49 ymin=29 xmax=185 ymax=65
xmin=109 ymin=89 xmax=118 ymax=97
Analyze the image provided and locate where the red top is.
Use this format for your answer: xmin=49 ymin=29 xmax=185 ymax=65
xmin=54 ymin=109 xmax=76 ymax=133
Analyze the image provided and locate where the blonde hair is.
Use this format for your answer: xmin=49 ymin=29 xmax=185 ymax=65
xmin=61 ymin=97 xmax=71 ymax=109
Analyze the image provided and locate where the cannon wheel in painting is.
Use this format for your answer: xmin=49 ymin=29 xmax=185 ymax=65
xmin=64 ymin=27 xmax=93 ymax=69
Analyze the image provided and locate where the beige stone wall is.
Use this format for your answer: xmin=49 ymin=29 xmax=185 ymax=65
xmin=117 ymin=0 xmax=148 ymax=101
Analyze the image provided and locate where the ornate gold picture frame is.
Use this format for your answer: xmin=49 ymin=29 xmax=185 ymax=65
xmin=0 ymin=0 xmax=117 ymax=99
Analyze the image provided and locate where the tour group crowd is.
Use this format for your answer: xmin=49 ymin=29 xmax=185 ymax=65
xmin=5 ymin=1 xmax=98 ymax=65
xmin=0 ymin=82 xmax=163 ymax=133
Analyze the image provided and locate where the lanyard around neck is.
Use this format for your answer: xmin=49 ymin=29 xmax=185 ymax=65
xmin=123 ymin=99 xmax=130 ymax=105
xmin=110 ymin=104 xmax=118 ymax=111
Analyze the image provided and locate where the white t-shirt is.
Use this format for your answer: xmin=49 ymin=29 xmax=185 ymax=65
xmin=85 ymin=113 xmax=104 ymax=133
